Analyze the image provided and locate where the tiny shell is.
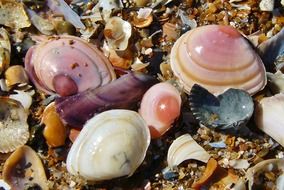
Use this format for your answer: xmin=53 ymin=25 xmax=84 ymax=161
xmin=189 ymin=84 xmax=254 ymax=132
xmin=170 ymin=25 xmax=267 ymax=95
xmin=167 ymin=134 xmax=210 ymax=168
xmin=66 ymin=109 xmax=150 ymax=181
xmin=0 ymin=28 xmax=10 ymax=75
xmin=139 ymin=82 xmax=181 ymax=138
xmin=5 ymin=65 xmax=29 ymax=87
xmin=163 ymin=23 xmax=179 ymax=41
xmin=42 ymin=102 xmax=67 ymax=147
xmin=3 ymin=145 xmax=48 ymax=190
xmin=132 ymin=8 xmax=153 ymax=28
xmin=255 ymin=93 xmax=284 ymax=147
xmin=0 ymin=98 xmax=29 ymax=153
xmin=104 ymin=17 xmax=132 ymax=51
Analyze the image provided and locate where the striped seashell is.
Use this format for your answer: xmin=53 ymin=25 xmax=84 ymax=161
xmin=170 ymin=25 xmax=267 ymax=95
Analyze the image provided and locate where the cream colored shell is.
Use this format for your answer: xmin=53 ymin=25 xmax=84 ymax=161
xmin=66 ymin=109 xmax=150 ymax=181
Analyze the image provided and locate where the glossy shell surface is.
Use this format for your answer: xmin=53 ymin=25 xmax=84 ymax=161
xmin=0 ymin=98 xmax=29 ymax=153
xmin=139 ymin=82 xmax=181 ymax=138
xmin=170 ymin=25 xmax=267 ymax=95
xmin=66 ymin=109 xmax=150 ymax=181
xmin=25 ymin=35 xmax=116 ymax=96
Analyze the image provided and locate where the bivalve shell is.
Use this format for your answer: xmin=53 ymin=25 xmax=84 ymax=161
xmin=66 ymin=109 xmax=150 ymax=181
xmin=170 ymin=25 xmax=267 ymax=95
xmin=0 ymin=98 xmax=29 ymax=153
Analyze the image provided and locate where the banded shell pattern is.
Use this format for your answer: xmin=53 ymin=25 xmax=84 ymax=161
xmin=170 ymin=25 xmax=267 ymax=95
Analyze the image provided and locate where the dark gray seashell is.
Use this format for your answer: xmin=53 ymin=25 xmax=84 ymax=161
xmin=258 ymin=28 xmax=284 ymax=72
xmin=188 ymin=84 xmax=254 ymax=132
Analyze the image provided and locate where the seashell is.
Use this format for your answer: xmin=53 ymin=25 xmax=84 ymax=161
xmin=170 ymin=25 xmax=267 ymax=95
xmin=0 ymin=0 xmax=31 ymax=29
xmin=0 ymin=28 xmax=10 ymax=75
xmin=167 ymin=134 xmax=210 ymax=168
xmin=9 ymin=90 xmax=34 ymax=110
xmin=255 ymin=93 xmax=284 ymax=147
xmin=189 ymin=84 xmax=254 ymax=133
xmin=66 ymin=109 xmax=150 ymax=181
xmin=42 ymin=102 xmax=67 ymax=147
xmin=267 ymin=71 xmax=284 ymax=94
xmin=104 ymin=17 xmax=132 ymax=51
xmin=258 ymin=28 xmax=284 ymax=72
xmin=108 ymin=48 xmax=133 ymax=69
xmin=5 ymin=65 xmax=29 ymax=88
xmin=133 ymin=0 xmax=151 ymax=6
xmin=259 ymin=0 xmax=274 ymax=11
xmin=0 ymin=179 xmax=10 ymax=190
xmin=139 ymin=82 xmax=181 ymax=138
xmin=26 ymin=9 xmax=54 ymax=35
xmin=0 ymin=98 xmax=29 ymax=153
xmin=55 ymin=72 xmax=158 ymax=127
xmin=162 ymin=23 xmax=179 ymax=41
xmin=245 ymin=159 xmax=284 ymax=190
xmin=132 ymin=8 xmax=153 ymax=28
xmin=25 ymin=35 xmax=116 ymax=96
xmin=3 ymin=145 xmax=48 ymax=190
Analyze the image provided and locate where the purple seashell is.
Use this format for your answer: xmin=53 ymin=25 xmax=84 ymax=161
xmin=55 ymin=72 xmax=158 ymax=127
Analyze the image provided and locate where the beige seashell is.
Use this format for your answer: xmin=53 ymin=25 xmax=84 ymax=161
xmin=132 ymin=8 xmax=153 ymax=28
xmin=246 ymin=159 xmax=284 ymax=190
xmin=167 ymin=134 xmax=210 ymax=168
xmin=170 ymin=25 xmax=267 ymax=95
xmin=104 ymin=17 xmax=132 ymax=51
xmin=255 ymin=93 xmax=284 ymax=147
xmin=163 ymin=23 xmax=179 ymax=41
xmin=0 ymin=28 xmax=10 ymax=75
xmin=0 ymin=98 xmax=29 ymax=153
xmin=3 ymin=145 xmax=48 ymax=190
xmin=267 ymin=71 xmax=284 ymax=94
xmin=66 ymin=109 xmax=150 ymax=181
xmin=5 ymin=65 xmax=29 ymax=87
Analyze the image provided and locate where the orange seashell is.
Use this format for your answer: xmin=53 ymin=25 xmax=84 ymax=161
xmin=170 ymin=25 xmax=267 ymax=95
xmin=42 ymin=102 xmax=67 ymax=147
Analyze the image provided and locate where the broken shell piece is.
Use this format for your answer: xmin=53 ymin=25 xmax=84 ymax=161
xmin=0 ymin=0 xmax=31 ymax=29
xmin=170 ymin=25 xmax=267 ymax=95
xmin=9 ymin=90 xmax=33 ymax=111
xmin=167 ymin=134 xmax=210 ymax=168
xmin=163 ymin=23 xmax=179 ymax=41
xmin=255 ymin=93 xmax=284 ymax=147
xmin=132 ymin=8 xmax=153 ymax=28
xmin=0 ymin=98 xmax=29 ymax=153
xmin=3 ymin=145 xmax=48 ymax=190
xmin=104 ymin=17 xmax=132 ymax=51
xmin=5 ymin=65 xmax=29 ymax=88
xmin=26 ymin=9 xmax=54 ymax=35
xmin=139 ymin=82 xmax=182 ymax=138
xmin=109 ymin=48 xmax=133 ymax=69
xmin=259 ymin=0 xmax=275 ymax=11
xmin=0 ymin=179 xmax=10 ymax=190
xmin=0 ymin=28 xmax=10 ymax=75
xmin=66 ymin=109 xmax=150 ymax=181
xmin=189 ymin=84 xmax=254 ymax=132
xmin=42 ymin=102 xmax=67 ymax=147
xmin=246 ymin=159 xmax=284 ymax=190
xmin=267 ymin=71 xmax=284 ymax=94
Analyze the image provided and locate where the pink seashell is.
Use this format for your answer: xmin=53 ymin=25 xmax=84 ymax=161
xmin=25 ymin=35 xmax=116 ymax=96
xmin=170 ymin=25 xmax=267 ymax=95
xmin=139 ymin=82 xmax=181 ymax=138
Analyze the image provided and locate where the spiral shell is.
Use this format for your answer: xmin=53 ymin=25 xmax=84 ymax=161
xmin=170 ymin=25 xmax=267 ymax=95
xmin=25 ymin=35 xmax=116 ymax=96
xmin=0 ymin=98 xmax=29 ymax=153
xmin=66 ymin=109 xmax=150 ymax=181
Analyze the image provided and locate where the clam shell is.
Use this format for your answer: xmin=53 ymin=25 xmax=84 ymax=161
xmin=5 ymin=65 xmax=29 ymax=87
xmin=189 ymin=84 xmax=254 ymax=132
xmin=0 ymin=98 xmax=29 ymax=153
xmin=167 ymin=134 xmax=210 ymax=168
xmin=255 ymin=93 xmax=284 ymax=147
xmin=3 ymin=145 xmax=48 ymax=190
xmin=139 ymin=82 xmax=181 ymax=138
xmin=170 ymin=25 xmax=267 ymax=95
xmin=25 ymin=35 xmax=116 ymax=96
xmin=66 ymin=109 xmax=150 ymax=181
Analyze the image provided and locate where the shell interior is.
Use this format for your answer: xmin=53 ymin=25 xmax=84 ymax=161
xmin=189 ymin=84 xmax=254 ymax=132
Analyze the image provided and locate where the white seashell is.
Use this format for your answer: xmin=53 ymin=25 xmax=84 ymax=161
xmin=246 ymin=159 xmax=284 ymax=190
xmin=0 ymin=98 xmax=29 ymax=153
xmin=167 ymin=134 xmax=210 ymax=168
xmin=104 ymin=17 xmax=132 ymax=51
xmin=170 ymin=25 xmax=266 ymax=95
xmin=9 ymin=90 xmax=33 ymax=110
xmin=0 ymin=180 xmax=10 ymax=190
xmin=255 ymin=93 xmax=284 ymax=147
xmin=259 ymin=0 xmax=274 ymax=11
xmin=66 ymin=109 xmax=150 ymax=181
